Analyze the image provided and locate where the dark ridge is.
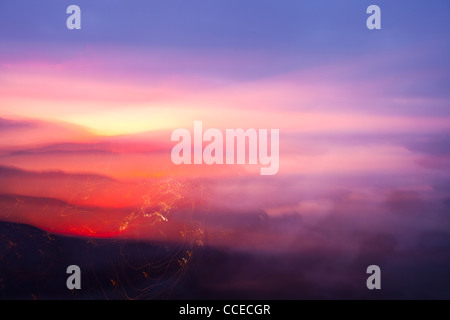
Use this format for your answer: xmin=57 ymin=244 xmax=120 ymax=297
xmin=0 ymin=220 xmax=198 ymax=300
xmin=0 ymin=219 xmax=449 ymax=300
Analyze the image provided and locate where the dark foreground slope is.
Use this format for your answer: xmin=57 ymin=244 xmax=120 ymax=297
xmin=0 ymin=221 xmax=449 ymax=300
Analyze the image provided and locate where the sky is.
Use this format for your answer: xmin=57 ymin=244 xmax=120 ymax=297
xmin=0 ymin=0 xmax=449 ymax=299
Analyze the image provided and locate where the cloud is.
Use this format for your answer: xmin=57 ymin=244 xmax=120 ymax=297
xmin=0 ymin=118 xmax=36 ymax=131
